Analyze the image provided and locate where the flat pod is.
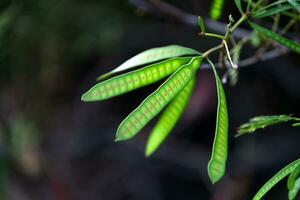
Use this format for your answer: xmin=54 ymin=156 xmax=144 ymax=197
xmin=253 ymin=159 xmax=300 ymax=200
xmin=145 ymin=78 xmax=196 ymax=157
xmin=207 ymin=59 xmax=229 ymax=184
xmin=115 ymin=57 xmax=202 ymax=141
xmin=81 ymin=57 xmax=193 ymax=102
xmin=249 ymin=22 xmax=300 ymax=53
xmin=98 ymin=45 xmax=201 ymax=80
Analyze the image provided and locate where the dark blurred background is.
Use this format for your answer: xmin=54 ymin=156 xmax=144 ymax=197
xmin=0 ymin=0 xmax=299 ymax=199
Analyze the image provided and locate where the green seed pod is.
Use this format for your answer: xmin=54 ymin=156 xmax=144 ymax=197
xmin=207 ymin=59 xmax=229 ymax=184
xmin=81 ymin=57 xmax=193 ymax=102
xmin=115 ymin=57 xmax=202 ymax=141
xmin=145 ymin=78 xmax=196 ymax=157
xmin=98 ymin=45 xmax=201 ymax=80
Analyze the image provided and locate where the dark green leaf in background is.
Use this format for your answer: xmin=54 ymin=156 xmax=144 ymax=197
xmin=237 ymin=115 xmax=300 ymax=137
xmin=249 ymin=22 xmax=300 ymax=53
xmin=253 ymin=159 xmax=300 ymax=200
xmin=234 ymin=0 xmax=244 ymax=14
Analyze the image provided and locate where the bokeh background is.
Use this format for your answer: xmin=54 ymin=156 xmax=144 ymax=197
xmin=0 ymin=0 xmax=300 ymax=199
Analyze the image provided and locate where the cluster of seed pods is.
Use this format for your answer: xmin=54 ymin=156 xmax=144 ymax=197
xmin=115 ymin=57 xmax=202 ymax=141
xmin=145 ymin=77 xmax=196 ymax=157
xmin=82 ymin=45 xmax=229 ymax=185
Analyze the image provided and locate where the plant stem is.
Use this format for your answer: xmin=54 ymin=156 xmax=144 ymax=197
xmin=229 ymin=14 xmax=248 ymax=35
xmin=203 ymin=44 xmax=224 ymax=57
xmin=199 ymin=32 xmax=224 ymax=40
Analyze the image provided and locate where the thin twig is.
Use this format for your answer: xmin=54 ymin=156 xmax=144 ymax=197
xmin=201 ymin=47 xmax=288 ymax=70
xmin=129 ymin=0 xmax=251 ymax=39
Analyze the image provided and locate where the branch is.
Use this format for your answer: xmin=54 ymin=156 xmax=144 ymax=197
xmin=129 ymin=0 xmax=290 ymax=69
xmin=130 ymin=0 xmax=251 ymax=39
xmin=201 ymin=46 xmax=288 ymax=69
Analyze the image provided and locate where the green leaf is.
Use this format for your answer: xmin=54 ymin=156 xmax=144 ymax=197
xmin=293 ymin=122 xmax=300 ymax=126
xmin=288 ymin=0 xmax=300 ymax=13
xmin=197 ymin=16 xmax=206 ymax=33
xmin=115 ymin=57 xmax=203 ymax=141
xmin=289 ymin=177 xmax=300 ymax=200
xmin=97 ymin=45 xmax=201 ymax=80
xmin=207 ymin=58 xmax=229 ymax=184
xmin=236 ymin=115 xmax=300 ymax=137
xmin=209 ymin=0 xmax=225 ymax=20
xmin=253 ymin=159 xmax=300 ymax=200
xmin=288 ymin=162 xmax=300 ymax=189
xmin=145 ymin=78 xmax=195 ymax=157
xmin=252 ymin=3 xmax=293 ymax=18
xmin=81 ymin=57 xmax=193 ymax=102
xmin=249 ymin=22 xmax=300 ymax=53
xmin=234 ymin=0 xmax=244 ymax=14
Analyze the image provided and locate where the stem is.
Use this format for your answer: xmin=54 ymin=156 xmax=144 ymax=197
xmin=203 ymin=44 xmax=224 ymax=57
xmin=229 ymin=14 xmax=248 ymax=34
xmin=223 ymin=40 xmax=238 ymax=68
xmin=199 ymin=32 xmax=224 ymax=40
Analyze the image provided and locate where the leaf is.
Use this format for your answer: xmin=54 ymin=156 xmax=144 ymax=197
xmin=249 ymin=22 xmax=300 ymax=53
xmin=97 ymin=45 xmax=201 ymax=80
xmin=207 ymin=59 xmax=229 ymax=184
xmin=293 ymin=123 xmax=300 ymax=126
xmin=81 ymin=57 xmax=193 ymax=102
xmin=234 ymin=0 xmax=244 ymax=14
xmin=252 ymin=3 xmax=293 ymax=18
xmin=288 ymin=162 xmax=300 ymax=190
xmin=210 ymin=0 xmax=225 ymax=20
xmin=287 ymin=0 xmax=300 ymax=13
xmin=145 ymin=78 xmax=195 ymax=157
xmin=115 ymin=57 xmax=203 ymax=141
xmin=289 ymin=177 xmax=300 ymax=200
xmin=252 ymin=159 xmax=300 ymax=200
xmin=236 ymin=115 xmax=300 ymax=137
xmin=197 ymin=16 xmax=206 ymax=33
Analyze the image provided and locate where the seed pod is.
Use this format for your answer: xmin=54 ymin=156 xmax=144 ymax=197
xmin=81 ymin=57 xmax=193 ymax=102
xmin=145 ymin=78 xmax=196 ymax=157
xmin=115 ymin=57 xmax=202 ymax=141
xmin=207 ymin=59 xmax=229 ymax=184
xmin=98 ymin=45 xmax=201 ymax=80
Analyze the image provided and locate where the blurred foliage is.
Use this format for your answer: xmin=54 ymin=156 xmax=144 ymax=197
xmin=0 ymin=0 xmax=138 ymax=86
